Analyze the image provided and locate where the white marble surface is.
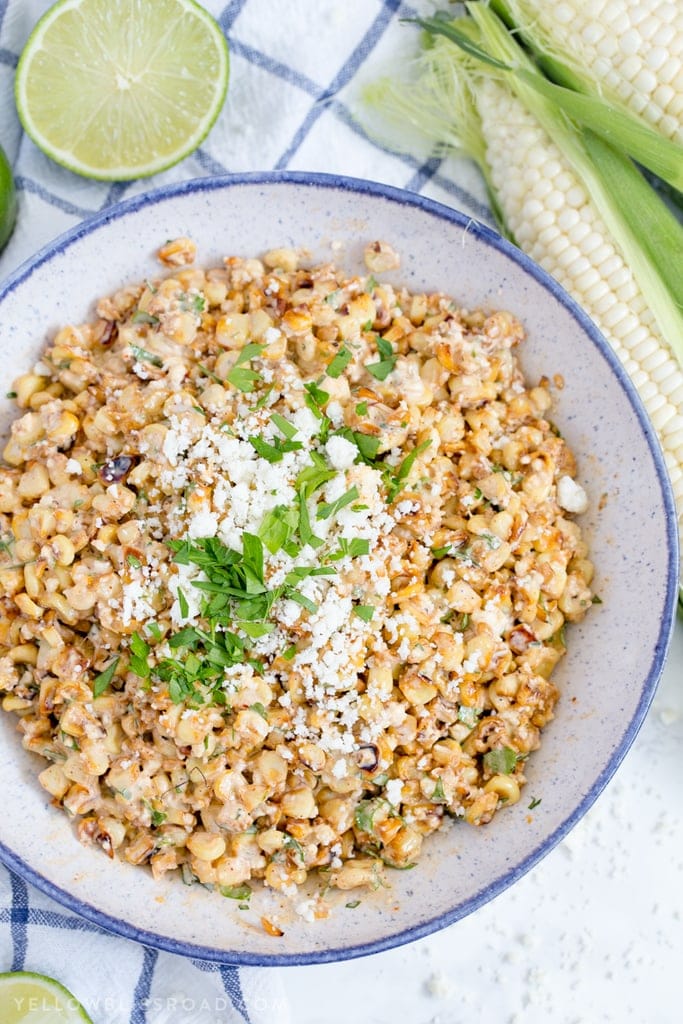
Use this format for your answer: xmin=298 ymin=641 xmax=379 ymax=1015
xmin=280 ymin=616 xmax=683 ymax=1024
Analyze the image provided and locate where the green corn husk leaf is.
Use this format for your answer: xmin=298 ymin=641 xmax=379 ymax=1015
xmin=411 ymin=9 xmax=683 ymax=191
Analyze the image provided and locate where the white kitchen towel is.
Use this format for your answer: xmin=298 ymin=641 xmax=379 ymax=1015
xmin=0 ymin=1 xmax=492 ymax=1022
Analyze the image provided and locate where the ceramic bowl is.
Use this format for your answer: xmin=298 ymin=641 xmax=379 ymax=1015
xmin=0 ymin=173 xmax=677 ymax=964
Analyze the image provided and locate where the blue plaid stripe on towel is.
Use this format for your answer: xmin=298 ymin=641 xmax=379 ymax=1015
xmin=0 ymin=1 xmax=491 ymax=1019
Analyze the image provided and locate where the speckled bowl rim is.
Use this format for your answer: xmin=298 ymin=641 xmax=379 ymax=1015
xmin=0 ymin=171 xmax=677 ymax=965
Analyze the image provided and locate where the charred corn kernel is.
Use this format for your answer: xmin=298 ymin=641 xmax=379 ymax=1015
xmin=13 ymin=372 xmax=47 ymax=407
xmin=48 ymin=534 xmax=75 ymax=566
xmin=38 ymin=763 xmax=70 ymax=799
xmin=398 ymin=672 xmax=438 ymax=705
xmin=364 ymin=240 xmax=400 ymax=273
xmin=332 ymin=857 xmax=383 ymax=890
xmin=216 ymin=313 xmax=249 ymax=348
xmin=158 ymin=237 xmax=197 ymax=266
xmin=2 ymin=694 xmax=33 ymax=711
xmin=187 ymin=831 xmax=227 ymax=862
xmin=14 ymin=592 xmax=43 ymax=619
xmin=263 ymin=247 xmax=299 ymax=272
xmin=485 ymin=774 xmax=521 ymax=804
xmin=9 ymin=643 xmax=38 ymax=665
xmin=280 ymin=787 xmax=317 ymax=819
xmin=46 ymin=410 xmax=79 ymax=445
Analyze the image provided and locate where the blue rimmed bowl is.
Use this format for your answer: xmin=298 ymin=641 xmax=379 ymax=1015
xmin=0 ymin=172 xmax=677 ymax=964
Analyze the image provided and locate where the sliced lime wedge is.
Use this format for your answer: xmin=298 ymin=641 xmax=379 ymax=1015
xmin=15 ymin=0 xmax=229 ymax=181
xmin=0 ymin=971 xmax=93 ymax=1023
xmin=0 ymin=142 xmax=16 ymax=251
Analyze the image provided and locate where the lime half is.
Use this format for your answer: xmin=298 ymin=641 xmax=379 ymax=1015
xmin=15 ymin=0 xmax=229 ymax=181
xmin=0 ymin=971 xmax=93 ymax=1023
xmin=0 ymin=143 xmax=16 ymax=250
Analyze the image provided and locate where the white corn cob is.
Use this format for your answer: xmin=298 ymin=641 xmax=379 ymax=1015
xmin=475 ymin=76 xmax=683 ymax=516
xmin=503 ymin=0 xmax=683 ymax=143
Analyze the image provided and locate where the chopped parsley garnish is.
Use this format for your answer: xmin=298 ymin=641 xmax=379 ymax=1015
xmin=326 ymin=346 xmax=352 ymax=378
xmin=92 ymin=657 xmax=119 ymax=698
xmin=367 ymin=338 xmax=397 ymax=381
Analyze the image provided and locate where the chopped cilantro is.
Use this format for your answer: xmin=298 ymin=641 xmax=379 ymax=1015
xmin=384 ymin=440 xmax=431 ymax=502
xmin=92 ymin=657 xmax=119 ymax=698
xmin=271 ymin=412 xmax=298 ymax=440
xmin=258 ymin=505 xmax=298 ymax=554
xmin=226 ymin=343 xmax=264 ymax=393
xmin=528 ymin=796 xmax=542 ymax=810
xmin=326 ymin=346 xmax=352 ymax=378
xmin=130 ymin=344 xmax=163 ymax=367
xmin=367 ymin=338 xmax=397 ymax=381
xmin=131 ymin=310 xmax=160 ymax=326
xmin=151 ymin=809 xmax=167 ymax=826
xmin=327 ymin=537 xmax=370 ymax=561
xmin=126 ymin=553 xmax=142 ymax=568
xmin=431 ymin=544 xmax=452 ymax=559
xmin=129 ymin=632 xmax=151 ymax=678
xmin=457 ymin=705 xmax=479 ymax=728
xmin=483 ymin=747 xmax=522 ymax=775
xmin=317 ymin=485 xmax=359 ymax=520
xmin=220 ymin=884 xmax=252 ymax=901
xmin=355 ymin=401 xmax=368 ymax=415
xmin=177 ymin=587 xmax=189 ymax=619
xmin=249 ymin=434 xmax=303 ymax=462
xmin=353 ymin=604 xmax=375 ymax=622
xmin=431 ymin=778 xmax=447 ymax=802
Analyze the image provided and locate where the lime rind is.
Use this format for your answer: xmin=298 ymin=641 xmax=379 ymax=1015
xmin=0 ymin=970 xmax=93 ymax=1023
xmin=15 ymin=0 xmax=230 ymax=181
xmin=0 ymin=143 xmax=16 ymax=250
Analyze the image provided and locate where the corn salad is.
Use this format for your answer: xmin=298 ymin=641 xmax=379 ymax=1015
xmin=0 ymin=240 xmax=594 ymax=902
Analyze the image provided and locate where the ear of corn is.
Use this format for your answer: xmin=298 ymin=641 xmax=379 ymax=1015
xmin=492 ymin=0 xmax=683 ymax=145
xmin=365 ymin=9 xmax=683 ymax=567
